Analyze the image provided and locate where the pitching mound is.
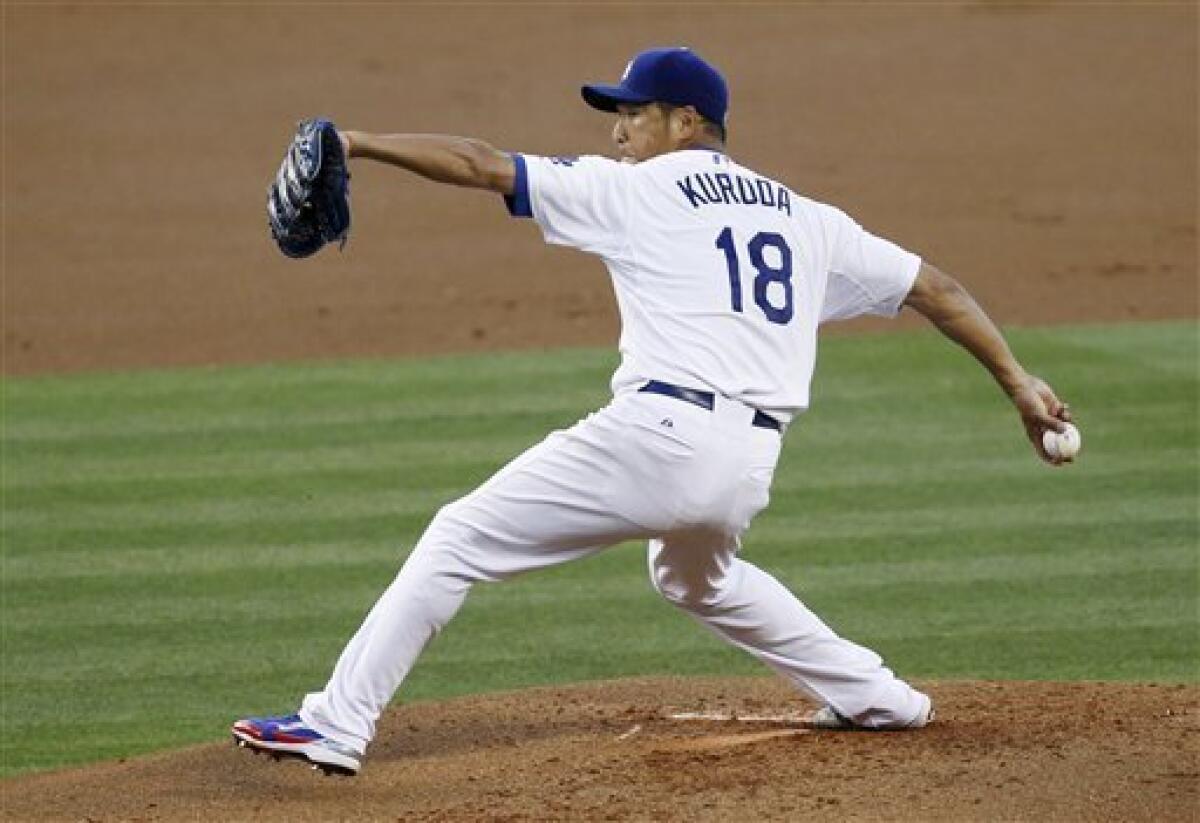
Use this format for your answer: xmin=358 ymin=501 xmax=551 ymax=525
xmin=4 ymin=677 xmax=1196 ymax=821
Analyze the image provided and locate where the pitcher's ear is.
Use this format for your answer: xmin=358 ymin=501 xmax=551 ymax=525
xmin=671 ymin=106 xmax=700 ymax=138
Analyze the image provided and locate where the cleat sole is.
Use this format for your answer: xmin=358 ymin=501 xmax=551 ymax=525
xmin=232 ymin=730 xmax=359 ymax=776
xmin=313 ymin=762 xmax=356 ymax=777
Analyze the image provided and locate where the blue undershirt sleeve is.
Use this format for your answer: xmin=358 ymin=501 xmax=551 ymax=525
xmin=503 ymin=154 xmax=532 ymax=218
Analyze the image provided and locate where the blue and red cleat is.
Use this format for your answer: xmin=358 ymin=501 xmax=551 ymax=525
xmin=232 ymin=713 xmax=361 ymax=776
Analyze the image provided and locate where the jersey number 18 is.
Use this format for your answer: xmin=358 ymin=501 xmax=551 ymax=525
xmin=714 ymin=228 xmax=794 ymax=325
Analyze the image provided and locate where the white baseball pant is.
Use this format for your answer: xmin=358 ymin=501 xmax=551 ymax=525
xmin=299 ymin=390 xmax=929 ymax=752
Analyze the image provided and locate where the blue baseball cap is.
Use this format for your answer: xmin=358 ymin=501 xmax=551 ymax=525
xmin=581 ymin=47 xmax=729 ymax=126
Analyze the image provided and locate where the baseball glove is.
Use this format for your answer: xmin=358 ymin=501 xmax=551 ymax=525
xmin=267 ymin=118 xmax=351 ymax=258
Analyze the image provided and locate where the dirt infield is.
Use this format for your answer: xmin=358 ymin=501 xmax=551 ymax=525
xmin=4 ymin=3 xmax=1196 ymax=376
xmin=3 ymin=678 xmax=1197 ymax=822
xmin=3 ymin=3 xmax=1197 ymax=820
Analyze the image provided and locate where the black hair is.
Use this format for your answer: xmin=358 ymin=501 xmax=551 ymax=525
xmin=701 ymin=116 xmax=728 ymax=144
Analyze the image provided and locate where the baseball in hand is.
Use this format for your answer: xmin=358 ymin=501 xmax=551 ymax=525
xmin=1042 ymin=423 xmax=1081 ymax=460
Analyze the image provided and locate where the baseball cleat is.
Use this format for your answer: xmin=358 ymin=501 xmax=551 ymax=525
xmin=806 ymin=697 xmax=935 ymax=731
xmin=232 ymin=713 xmax=361 ymax=776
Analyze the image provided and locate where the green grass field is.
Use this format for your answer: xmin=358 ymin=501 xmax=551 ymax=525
xmin=3 ymin=321 xmax=1197 ymax=776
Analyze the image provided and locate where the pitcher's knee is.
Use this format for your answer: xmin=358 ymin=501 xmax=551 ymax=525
xmin=410 ymin=502 xmax=492 ymax=582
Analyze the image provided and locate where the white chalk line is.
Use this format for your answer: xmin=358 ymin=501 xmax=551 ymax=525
xmin=665 ymin=710 xmax=808 ymax=725
xmin=616 ymin=724 xmax=643 ymax=741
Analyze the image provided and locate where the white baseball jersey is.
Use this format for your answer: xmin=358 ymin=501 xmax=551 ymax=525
xmin=506 ymin=150 xmax=922 ymax=423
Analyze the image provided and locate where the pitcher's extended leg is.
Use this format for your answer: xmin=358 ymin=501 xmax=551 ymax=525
xmin=298 ymin=404 xmax=664 ymax=752
xmin=648 ymin=532 xmax=929 ymax=728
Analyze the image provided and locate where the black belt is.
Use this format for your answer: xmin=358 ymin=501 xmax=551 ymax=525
xmin=638 ymin=380 xmax=782 ymax=432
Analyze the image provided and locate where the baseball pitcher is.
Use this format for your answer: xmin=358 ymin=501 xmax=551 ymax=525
xmin=236 ymin=48 xmax=1074 ymax=776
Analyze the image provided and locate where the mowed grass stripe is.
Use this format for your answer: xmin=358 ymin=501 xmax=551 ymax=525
xmin=4 ymin=349 xmax=614 ymax=405
xmin=2 ymin=511 xmax=435 ymax=556
xmin=6 ymin=439 xmax=1192 ymax=515
xmin=4 ymin=485 xmax=461 ymax=531
xmin=4 ymin=380 xmax=1189 ymax=457
xmin=5 ymin=463 xmax=1193 ymax=533
xmin=3 ymin=391 xmax=604 ymax=444
xmin=1 ymin=437 xmax=536 ymax=488
xmin=2 ymin=320 xmax=1196 ymax=777
xmin=865 ymin=625 xmax=1198 ymax=683
xmin=3 ymin=540 xmax=401 ymax=581
xmin=10 ymin=616 xmax=1195 ymax=695
xmin=5 ymin=381 xmax=1186 ymax=444
xmin=7 ymin=507 xmax=1189 ymax=583
xmin=11 ymin=618 xmax=1193 ymax=696
xmin=5 ymin=487 xmax=1191 ymax=559
xmin=2 ymin=409 xmax=580 ymax=464
xmin=5 ymin=542 xmax=1191 ymax=642
xmin=4 ymin=454 xmax=511 ymax=505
